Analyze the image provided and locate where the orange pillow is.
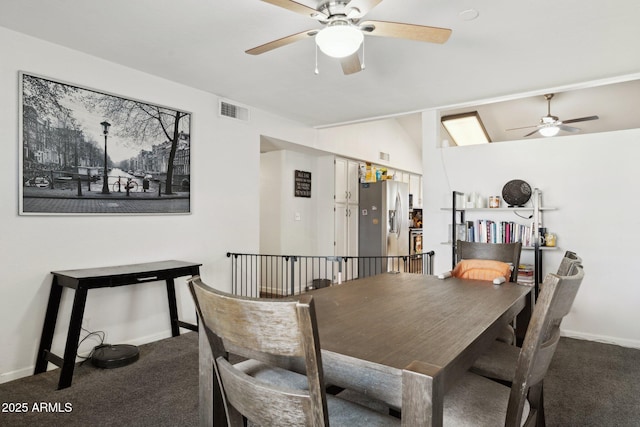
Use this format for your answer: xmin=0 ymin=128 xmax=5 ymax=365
xmin=452 ymin=259 xmax=512 ymax=282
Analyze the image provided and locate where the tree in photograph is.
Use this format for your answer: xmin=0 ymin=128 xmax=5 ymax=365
xmin=22 ymin=74 xmax=78 ymax=119
xmin=90 ymin=95 xmax=189 ymax=194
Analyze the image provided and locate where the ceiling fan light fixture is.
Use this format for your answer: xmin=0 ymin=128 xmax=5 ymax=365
xmin=539 ymin=125 xmax=560 ymax=137
xmin=316 ymin=23 xmax=363 ymax=58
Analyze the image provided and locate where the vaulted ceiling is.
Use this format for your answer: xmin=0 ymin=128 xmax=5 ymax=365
xmin=2 ymin=0 xmax=640 ymax=131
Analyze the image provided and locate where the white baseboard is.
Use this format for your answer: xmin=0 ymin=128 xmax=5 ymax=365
xmin=0 ymin=367 xmax=34 ymax=384
xmin=0 ymin=329 xmax=183 ymax=385
xmin=561 ymin=329 xmax=640 ymax=350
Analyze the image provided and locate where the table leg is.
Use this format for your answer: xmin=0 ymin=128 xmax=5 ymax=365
xmin=34 ymin=276 xmax=63 ymax=374
xmin=402 ymin=361 xmax=444 ymax=427
xmin=58 ymin=287 xmax=88 ymax=389
xmin=166 ymin=278 xmax=180 ymax=337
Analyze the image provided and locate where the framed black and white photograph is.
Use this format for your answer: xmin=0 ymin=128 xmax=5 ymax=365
xmin=19 ymin=72 xmax=191 ymax=215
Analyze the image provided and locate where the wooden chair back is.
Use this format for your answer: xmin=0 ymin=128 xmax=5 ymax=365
xmin=556 ymin=250 xmax=582 ymax=276
xmin=506 ymin=263 xmax=585 ymax=425
xmin=456 ymin=240 xmax=522 ymax=282
xmin=188 ymin=276 xmax=328 ymax=427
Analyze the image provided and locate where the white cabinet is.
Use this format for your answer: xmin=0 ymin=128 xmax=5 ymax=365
xmin=334 ymin=203 xmax=358 ymax=281
xmin=334 ymin=203 xmax=358 ymax=257
xmin=392 ymin=170 xmax=410 ymax=184
xmin=335 ymin=158 xmax=359 ymax=204
xmin=394 ymin=171 xmax=422 ymax=208
xmin=334 ymin=158 xmax=360 ymax=262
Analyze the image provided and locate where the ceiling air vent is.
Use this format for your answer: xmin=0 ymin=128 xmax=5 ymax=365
xmin=219 ymin=99 xmax=249 ymax=121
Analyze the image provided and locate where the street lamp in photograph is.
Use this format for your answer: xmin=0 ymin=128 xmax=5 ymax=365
xmin=100 ymin=120 xmax=111 ymax=194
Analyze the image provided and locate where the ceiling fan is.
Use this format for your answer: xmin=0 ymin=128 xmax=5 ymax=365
xmin=246 ymin=0 xmax=452 ymax=75
xmin=506 ymin=93 xmax=599 ymax=137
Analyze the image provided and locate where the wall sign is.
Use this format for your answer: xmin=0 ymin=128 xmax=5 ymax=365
xmin=294 ymin=170 xmax=311 ymax=198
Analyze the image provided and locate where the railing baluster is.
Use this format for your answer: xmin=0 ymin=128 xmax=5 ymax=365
xmin=291 ymin=256 xmax=295 ymax=296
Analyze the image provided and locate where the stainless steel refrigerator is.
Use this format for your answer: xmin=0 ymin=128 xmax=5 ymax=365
xmin=358 ymin=181 xmax=409 ymax=274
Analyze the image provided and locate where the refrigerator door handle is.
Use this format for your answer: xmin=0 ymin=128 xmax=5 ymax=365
xmin=395 ymin=191 xmax=402 ymax=239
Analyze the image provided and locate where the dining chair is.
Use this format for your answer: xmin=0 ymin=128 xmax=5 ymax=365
xmin=339 ymin=261 xmax=584 ymax=426
xmin=188 ymin=276 xmax=400 ymax=427
xmin=453 ymin=240 xmax=523 ymax=343
xmin=470 ymin=254 xmax=584 ymax=426
xmin=471 ymin=251 xmax=582 ymax=380
xmin=456 ymin=240 xmax=523 ymax=282
xmin=556 ymin=250 xmax=582 ymax=276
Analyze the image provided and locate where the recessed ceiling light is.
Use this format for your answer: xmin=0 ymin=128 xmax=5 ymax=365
xmin=441 ymin=111 xmax=491 ymax=146
xmin=459 ymin=9 xmax=479 ymax=21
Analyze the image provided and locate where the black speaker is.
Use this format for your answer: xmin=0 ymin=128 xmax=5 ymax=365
xmin=502 ymin=179 xmax=532 ymax=207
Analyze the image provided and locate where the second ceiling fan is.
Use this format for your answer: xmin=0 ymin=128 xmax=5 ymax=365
xmin=246 ymin=0 xmax=452 ymax=74
xmin=506 ymin=93 xmax=599 ymax=138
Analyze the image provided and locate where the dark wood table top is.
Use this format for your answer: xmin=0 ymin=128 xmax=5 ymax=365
xmin=310 ymin=272 xmax=531 ymax=372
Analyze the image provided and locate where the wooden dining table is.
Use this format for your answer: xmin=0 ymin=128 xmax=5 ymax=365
xmin=198 ymin=272 xmax=532 ymax=426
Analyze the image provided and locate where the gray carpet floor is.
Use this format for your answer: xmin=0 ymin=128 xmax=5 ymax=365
xmin=0 ymin=332 xmax=199 ymax=427
xmin=1 ymin=332 xmax=638 ymax=426
xmin=544 ymin=336 xmax=640 ymax=426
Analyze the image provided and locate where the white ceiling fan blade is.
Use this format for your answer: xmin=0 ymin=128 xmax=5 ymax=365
xmin=246 ymin=30 xmax=317 ymax=55
xmin=523 ymin=128 xmax=540 ymax=137
xmin=260 ymin=0 xmax=328 ymax=20
xmin=340 ymin=53 xmax=363 ymax=75
xmin=506 ymin=124 xmax=538 ymax=131
xmin=360 ymin=20 xmax=452 ymax=43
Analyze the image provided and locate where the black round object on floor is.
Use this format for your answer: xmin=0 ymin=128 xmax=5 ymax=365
xmin=91 ymin=344 xmax=139 ymax=369
xmin=502 ymin=179 xmax=532 ymax=207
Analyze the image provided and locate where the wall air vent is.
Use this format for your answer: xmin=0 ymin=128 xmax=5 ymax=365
xmin=379 ymin=151 xmax=390 ymax=161
xmin=218 ymin=99 xmax=249 ymax=121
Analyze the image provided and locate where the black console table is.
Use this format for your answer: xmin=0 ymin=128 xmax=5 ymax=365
xmin=34 ymin=260 xmax=202 ymax=389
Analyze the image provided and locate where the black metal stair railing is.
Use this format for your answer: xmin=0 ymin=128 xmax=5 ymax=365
xmin=226 ymin=251 xmax=434 ymax=298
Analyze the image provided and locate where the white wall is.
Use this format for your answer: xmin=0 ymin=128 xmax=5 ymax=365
xmin=260 ymin=151 xmax=284 ymax=254
xmin=0 ymin=27 xmax=314 ymax=382
xmin=317 ymin=119 xmax=422 ymax=174
xmin=260 ymin=150 xmax=334 ymax=255
xmin=422 ymin=110 xmax=640 ymax=349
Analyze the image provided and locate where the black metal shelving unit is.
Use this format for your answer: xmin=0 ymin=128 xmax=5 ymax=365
xmin=447 ymin=188 xmax=557 ymax=299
